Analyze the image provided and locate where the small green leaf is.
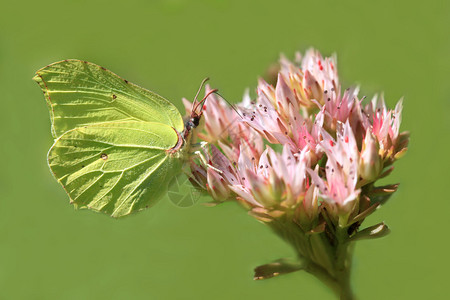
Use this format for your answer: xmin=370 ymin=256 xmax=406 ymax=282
xmin=350 ymin=203 xmax=380 ymax=224
xmin=254 ymin=258 xmax=305 ymax=280
xmin=379 ymin=166 xmax=394 ymax=178
xmin=368 ymin=184 xmax=399 ymax=206
xmin=306 ymin=222 xmax=326 ymax=235
xmin=350 ymin=222 xmax=390 ymax=241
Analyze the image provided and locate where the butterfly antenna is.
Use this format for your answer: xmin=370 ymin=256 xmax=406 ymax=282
xmin=215 ymin=92 xmax=243 ymax=119
xmin=196 ymin=88 xmax=219 ymax=113
xmin=192 ymin=78 xmax=243 ymax=119
xmin=193 ymin=77 xmax=210 ymax=104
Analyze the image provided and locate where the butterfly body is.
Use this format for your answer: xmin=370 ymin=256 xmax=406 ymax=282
xmin=34 ymin=60 xmax=203 ymax=218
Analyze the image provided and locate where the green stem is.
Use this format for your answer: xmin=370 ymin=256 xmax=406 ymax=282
xmin=305 ymin=259 xmax=354 ymax=300
xmin=305 ymin=261 xmax=340 ymax=296
xmin=307 ymin=226 xmax=355 ymax=299
xmin=334 ymin=226 xmax=355 ymax=300
xmin=269 ymin=219 xmax=356 ymax=299
xmin=335 ymin=259 xmax=354 ymax=300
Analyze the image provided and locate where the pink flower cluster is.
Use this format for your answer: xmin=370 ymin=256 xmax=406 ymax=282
xmin=187 ymin=49 xmax=409 ymax=228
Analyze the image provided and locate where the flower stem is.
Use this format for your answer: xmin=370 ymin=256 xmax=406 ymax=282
xmin=305 ymin=261 xmax=341 ymax=296
xmin=334 ymin=259 xmax=354 ymax=300
xmin=270 ymin=220 xmax=356 ymax=299
xmin=334 ymin=226 xmax=355 ymax=300
xmin=305 ymin=258 xmax=354 ymax=300
xmin=306 ymin=227 xmax=355 ymax=299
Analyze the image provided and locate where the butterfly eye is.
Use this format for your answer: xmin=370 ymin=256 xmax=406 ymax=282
xmin=192 ymin=117 xmax=200 ymax=127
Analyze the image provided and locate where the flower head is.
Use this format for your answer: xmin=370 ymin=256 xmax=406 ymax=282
xmin=185 ymin=48 xmax=409 ymax=295
xmin=187 ymin=49 xmax=407 ymax=220
xmin=184 ymin=49 xmax=409 ymax=293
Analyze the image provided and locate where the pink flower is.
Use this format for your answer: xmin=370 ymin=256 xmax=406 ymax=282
xmin=241 ymin=81 xmax=324 ymax=158
xmin=183 ymin=48 xmax=409 ymax=296
xmin=359 ymin=129 xmax=382 ymax=181
xmin=185 ymin=48 xmax=408 ymax=222
xmin=279 ymin=49 xmax=339 ymax=109
xmin=321 ymin=87 xmax=360 ymax=132
xmin=357 ymin=95 xmax=405 ymax=160
xmin=308 ymin=121 xmax=360 ymax=208
xmin=224 ymin=145 xmax=310 ymax=209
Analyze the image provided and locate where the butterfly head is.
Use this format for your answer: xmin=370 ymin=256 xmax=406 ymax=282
xmin=183 ymin=78 xmax=218 ymax=137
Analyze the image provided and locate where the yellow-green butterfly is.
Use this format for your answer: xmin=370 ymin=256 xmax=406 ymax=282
xmin=34 ymin=60 xmax=215 ymax=218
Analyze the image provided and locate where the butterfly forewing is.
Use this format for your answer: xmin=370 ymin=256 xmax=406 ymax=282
xmin=33 ymin=60 xmax=184 ymax=138
xmin=48 ymin=121 xmax=185 ymax=218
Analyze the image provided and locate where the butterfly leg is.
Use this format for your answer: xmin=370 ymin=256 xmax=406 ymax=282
xmin=192 ymin=142 xmax=223 ymax=174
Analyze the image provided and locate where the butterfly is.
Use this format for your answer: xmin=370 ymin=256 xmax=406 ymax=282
xmin=34 ymin=60 xmax=216 ymax=218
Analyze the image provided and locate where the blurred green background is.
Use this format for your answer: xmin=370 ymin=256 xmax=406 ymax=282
xmin=1 ymin=0 xmax=448 ymax=299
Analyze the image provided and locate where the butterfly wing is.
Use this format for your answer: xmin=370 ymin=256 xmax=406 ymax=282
xmin=48 ymin=121 xmax=185 ymax=218
xmin=33 ymin=59 xmax=184 ymax=138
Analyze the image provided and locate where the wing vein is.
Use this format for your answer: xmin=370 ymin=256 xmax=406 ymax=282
xmin=111 ymin=155 xmax=169 ymax=216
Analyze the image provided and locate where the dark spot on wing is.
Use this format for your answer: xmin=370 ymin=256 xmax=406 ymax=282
xmin=101 ymin=153 xmax=108 ymax=160
xmin=112 ymin=94 xmax=117 ymax=99
xmin=124 ymin=79 xmax=128 ymax=84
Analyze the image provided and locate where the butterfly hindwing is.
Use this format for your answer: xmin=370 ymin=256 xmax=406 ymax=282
xmin=33 ymin=60 xmax=185 ymax=138
xmin=48 ymin=121 xmax=185 ymax=218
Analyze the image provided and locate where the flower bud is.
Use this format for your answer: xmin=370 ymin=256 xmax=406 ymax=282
xmin=304 ymin=70 xmax=323 ymax=104
xmin=359 ymin=130 xmax=382 ymax=181
xmin=189 ymin=161 xmax=208 ymax=189
xmin=206 ymin=169 xmax=231 ymax=202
